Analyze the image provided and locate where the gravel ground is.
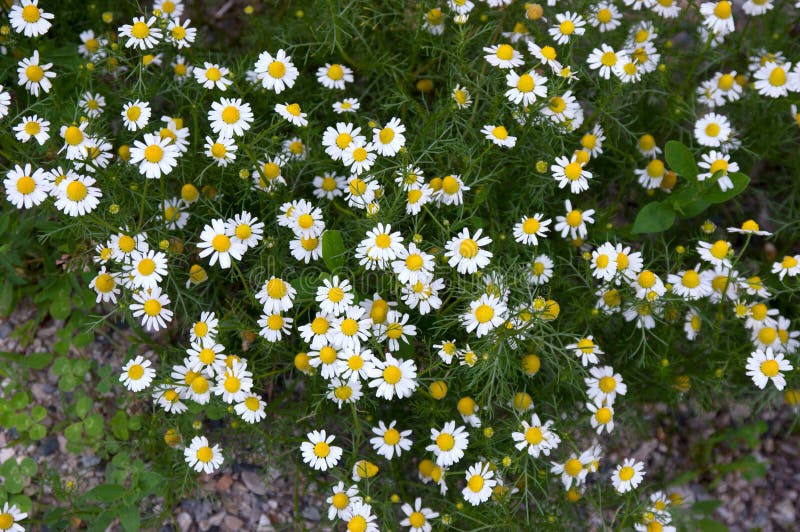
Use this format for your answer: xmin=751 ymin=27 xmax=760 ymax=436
xmin=1 ymin=300 xmax=798 ymax=530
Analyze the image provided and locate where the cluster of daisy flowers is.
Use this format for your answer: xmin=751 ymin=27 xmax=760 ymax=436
xmin=3 ymin=0 xmax=800 ymax=530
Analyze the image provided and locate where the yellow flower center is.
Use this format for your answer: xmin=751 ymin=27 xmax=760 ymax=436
xmin=442 ymin=175 xmax=460 ymax=195
xmin=549 ymin=96 xmax=566 ymax=113
xmin=564 ymin=162 xmax=583 ymax=181
xmin=144 ymin=144 xmax=164 ymax=163
xmin=496 ymin=44 xmax=514 ymax=61
xmin=681 ymin=270 xmax=700 ymax=288
xmin=383 ymin=365 xmax=402 ymax=384
xmin=348 ymin=515 xmax=367 ymax=532
xmin=224 ymin=376 xmax=241 ymax=392
xmin=221 ymin=106 xmax=240 ymax=124
xmin=332 ymin=492 xmax=349 ymax=509
xmin=143 ymin=299 xmax=162 ymax=316
xmin=467 ymin=474 xmax=485 ymax=492
xmin=118 ymin=235 xmax=135 ymax=253
xmin=198 ymin=348 xmax=216 ymax=364
xmin=64 ymin=125 xmax=83 ymax=145
xmin=24 ymin=120 xmax=41 ymax=135
xmin=714 ymin=1 xmax=732 ymax=18
xmin=22 ymin=4 xmax=41 ymax=22
xmin=301 ymin=236 xmax=318 ymax=250
xmin=768 ymin=66 xmax=787 ymax=86
xmin=599 ymin=376 xmax=617 ymax=393
xmin=212 ymin=234 xmax=231 ymax=252
xmin=285 ymin=103 xmax=301 ymax=117
xmin=758 ymin=327 xmax=777 ymax=345
xmin=127 ymin=364 xmax=144 ymax=380
xmin=311 ymin=317 xmax=329 ymax=335
xmin=525 ymin=426 xmax=543 ymax=444
xmin=517 ymin=74 xmax=535 ymax=92
xmin=705 ymin=123 xmax=721 ymax=137
xmin=319 ymin=346 xmax=337 ymax=364
xmin=566 ymin=210 xmax=583 ymax=227
xmin=196 ymin=446 xmax=213 ymax=463
xmin=398 ymin=254 xmax=422 ymax=273
xmin=370 ymin=300 xmax=388 ymax=323
xmin=268 ymin=61 xmax=286 ymax=78
xmin=597 ymin=8 xmax=612 ymax=23
xmin=94 ymin=273 xmax=115 ymax=293
xmin=541 ymin=45 xmax=557 ymax=60
xmin=760 ymin=359 xmax=779 ymax=377
xmin=131 ymin=21 xmax=150 ymax=39
xmin=782 ymin=255 xmax=798 ymax=269
xmin=137 ymin=257 xmax=156 ymax=276
xmin=559 ymin=20 xmax=575 ymax=35
xmin=334 ymin=385 xmax=352 ymax=400
xmin=564 ymin=459 xmax=583 ymax=477
xmin=474 ymin=304 xmax=495 ymax=323
xmin=459 ymin=238 xmax=479 ymax=258
xmin=577 ymin=338 xmax=595 ymax=353
xmin=647 ymin=159 xmax=665 ymax=178
xmin=25 ymin=64 xmax=44 ymax=82
xmin=492 ymin=126 xmax=508 ymax=140
xmin=171 ymin=25 xmax=186 ymax=40
xmin=710 ymin=240 xmax=729 ymax=259
xmin=351 ymin=146 xmax=368 ymax=162
xmin=436 ymin=432 xmax=455 ymax=451
xmin=211 ymin=142 xmax=227 ymax=158
xmin=718 ymin=73 xmax=735 ymax=90
xmin=408 ymin=512 xmax=426 ymax=528
xmin=638 ymin=270 xmax=656 ymax=288
xmin=601 ymin=51 xmax=617 ymax=66
xmin=16 ymin=175 xmax=36 ymax=194
xmin=596 ymin=407 xmax=612 ymax=424
xmin=378 ymin=127 xmax=395 ymax=144
xmin=383 ymin=428 xmax=401 ymax=445
xmin=340 ymin=318 xmax=359 ymax=336
xmin=618 ymin=466 xmax=635 ymax=481
xmin=709 ymin=159 xmax=729 ymax=175
xmin=426 ymin=8 xmax=443 ymax=25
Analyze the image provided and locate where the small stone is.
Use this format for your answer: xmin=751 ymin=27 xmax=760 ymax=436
xmin=301 ymin=506 xmax=321 ymax=522
xmin=222 ymin=515 xmax=244 ymax=532
xmin=241 ymin=470 xmax=267 ymax=495
xmin=215 ymin=474 xmax=234 ymax=493
xmin=37 ymin=435 xmax=59 ymax=456
xmin=0 ymin=322 xmax=12 ymax=339
xmin=256 ymin=515 xmax=276 ymax=532
xmin=176 ymin=512 xmax=192 ymax=532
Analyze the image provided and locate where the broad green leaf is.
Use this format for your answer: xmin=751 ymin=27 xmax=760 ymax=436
xmin=30 ymin=406 xmax=47 ymax=422
xmin=82 ymin=483 xmax=127 ymax=503
xmin=19 ymin=457 xmax=37 ymax=477
xmin=48 ymin=297 xmax=71 ymax=320
xmin=84 ymin=414 xmax=104 ymax=438
xmin=23 ymin=352 xmax=53 ymax=370
xmin=665 ymin=140 xmax=698 ymax=180
xmin=4 ymin=467 xmax=23 ymax=494
xmin=705 ymin=172 xmax=750 ymax=204
xmin=28 ymin=424 xmax=46 ymax=440
xmin=75 ymin=395 xmax=92 ymax=420
xmin=321 ymin=230 xmax=346 ymax=273
xmin=695 ymin=518 xmax=729 ymax=532
xmin=64 ymin=421 xmax=84 ymax=442
xmin=119 ymin=505 xmax=140 ymax=532
xmin=691 ymin=499 xmax=723 ymax=514
xmin=632 ymin=202 xmax=676 ymax=234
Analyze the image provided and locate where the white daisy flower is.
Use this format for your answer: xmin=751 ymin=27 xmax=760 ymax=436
xmin=342 ymin=142 xmax=377 ymax=175
xmin=234 ymin=394 xmax=266 ymax=424
xmin=317 ymin=62 xmax=353 ymax=89
xmin=585 ymin=365 xmax=627 ymax=405
xmin=400 ymin=498 xmax=438 ymax=532
xmin=9 ymin=0 xmax=53 ymax=37
xmin=167 ymin=18 xmax=196 ymax=48
xmin=275 ymin=102 xmax=308 ymax=127
xmin=694 ymin=112 xmax=731 ymax=148
xmin=129 ymin=133 xmax=180 ymax=179
xmin=772 ymin=255 xmax=800 ymax=280
xmin=669 ymin=265 xmax=713 ymax=300
xmin=587 ymin=44 xmax=620 ymax=80
xmin=372 ymin=117 xmax=406 ymax=156
xmin=120 ymin=355 xmax=156 ymax=392
xmin=700 ymin=1 xmax=734 ymax=36
xmin=511 ymin=413 xmax=561 ymax=457
xmin=333 ymin=98 xmax=360 ymax=113
xmin=184 ymin=435 xmax=223 ymax=474
xmin=121 ymin=100 xmax=151 ymax=131
xmin=434 ymin=174 xmax=470 ymax=206
xmin=326 ymin=482 xmax=362 ymax=521
xmin=505 ymin=69 xmax=548 ymax=105
xmin=197 ymin=218 xmax=247 ymax=269
xmin=301 ymin=429 xmax=342 ymax=471
xmin=90 ymin=267 xmax=120 ymax=304
xmin=17 ymin=50 xmax=56 ymax=97
xmin=124 ymin=250 xmax=168 ymax=290
xmin=326 ymin=376 xmax=363 ymax=408
xmin=366 ymin=352 xmax=418 ymax=400
xmin=463 ymin=293 xmax=507 ymax=338
xmin=426 ymin=420 xmax=469 ymax=467
xmin=254 ymin=49 xmax=299 ymax=94
xmin=554 ymin=199 xmax=595 ymax=240
xmin=119 ymin=16 xmax=162 ymax=49
xmin=591 ymin=2 xmax=621 ymax=32
xmin=552 ymin=155 xmax=592 ymax=193
xmin=194 ymin=62 xmax=233 ymax=90
xmin=483 ymin=43 xmax=524 ymax=69
xmin=566 ymin=335 xmax=604 ymax=366
xmin=130 ymin=286 xmax=173 ymax=331
xmin=14 ymin=114 xmax=50 ymax=145
xmin=370 ymin=420 xmax=413 ymax=460
xmin=313 ymin=173 xmax=346 ymax=200
xmin=482 ymin=124 xmax=517 ymax=148
xmin=697 ymin=239 xmax=732 ymax=267
xmin=526 ymin=254 xmax=554 ymax=285
xmin=4 ymin=163 xmax=51 ymax=209
xmin=445 ymin=227 xmax=492 ymax=274
xmin=208 ymin=97 xmax=254 ymax=137
xmin=213 ymin=360 xmax=253 ymax=403
xmin=152 ymin=384 xmax=188 ymax=414
xmin=462 ymin=462 xmax=496 ymax=505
